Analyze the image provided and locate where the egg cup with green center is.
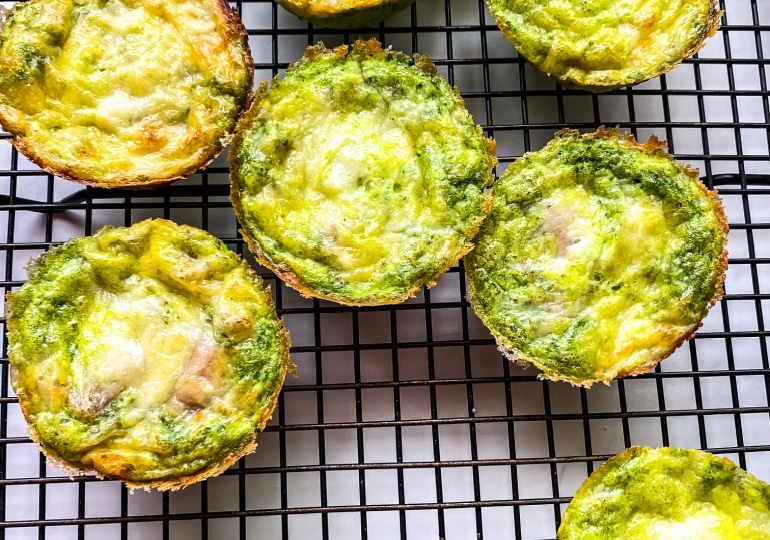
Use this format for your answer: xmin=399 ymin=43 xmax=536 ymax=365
xmin=230 ymin=39 xmax=497 ymax=306
xmin=6 ymin=219 xmax=292 ymax=490
xmin=0 ymin=0 xmax=254 ymax=187
xmin=486 ymin=0 xmax=722 ymax=92
xmin=558 ymin=446 xmax=770 ymax=539
xmin=465 ymin=127 xmax=728 ymax=387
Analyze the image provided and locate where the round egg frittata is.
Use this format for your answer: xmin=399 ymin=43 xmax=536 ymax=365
xmin=558 ymin=447 xmax=770 ymax=539
xmin=275 ymin=0 xmax=415 ymax=28
xmin=0 ymin=0 xmax=254 ymax=187
xmin=486 ymin=0 xmax=722 ymax=92
xmin=230 ymin=39 xmax=497 ymax=306
xmin=6 ymin=219 xmax=292 ymax=490
xmin=465 ymin=128 xmax=728 ymax=387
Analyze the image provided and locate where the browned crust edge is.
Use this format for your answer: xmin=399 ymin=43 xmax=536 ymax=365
xmin=492 ymin=0 xmax=722 ymax=93
xmin=5 ymin=224 xmax=294 ymax=492
xmin=0 ymin=0 xmax=255 ymax=189
xmin=230 ymin=38 xmax=497 ymax=307
xmin=468 ymin=126 xmax=729 ymax=388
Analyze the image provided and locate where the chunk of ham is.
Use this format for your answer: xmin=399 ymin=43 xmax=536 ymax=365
xmin=544 ymin=203 xmax=579 ymax=258
xmin=69 ymin=386 xmax=117 ymax=420
xmin=172 ymin=333 xmax=223 ymax=408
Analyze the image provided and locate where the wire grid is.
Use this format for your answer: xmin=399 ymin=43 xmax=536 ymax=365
xmin=1 ymin=0 xmax=769 ymax=538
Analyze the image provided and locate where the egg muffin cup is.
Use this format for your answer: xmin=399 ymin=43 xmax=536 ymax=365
xmin=486 ymin=0 xmax=722 ymax=92
xmin=558 ymin=447 xmax=770 ymax=539
xmin=465 ymin=127 xmax=728 ymax=387
xmin=230 ymin=39 xmax=497 ymax=306
xmin=0 ymin=0 xmax=254 ymax=187
xmin=6 ymin=219 xmax=292 ymax=490
xmin=276 ymin=0 xmax=415 ymax=28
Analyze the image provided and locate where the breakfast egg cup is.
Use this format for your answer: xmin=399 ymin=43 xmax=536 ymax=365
xmin=275 ymin=0 xmax=415 ymax=28
xmin=486 ymin=0 xmax=722 ymax=92
xmin=558 ymin=447 xmax=770 ymax=539
xmin=465 ymin=127 xmax=728 ymax=387
xmin=230 ymin=39 xmax=497 ymax=306
xmin=6 ymin=219 xmax=292 ymax=490
xmin=0 ymin=0 xmax=254 ymax=187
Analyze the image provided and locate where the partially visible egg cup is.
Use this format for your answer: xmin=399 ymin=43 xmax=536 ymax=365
xmin=0 ymin=0 xmax=254 ymax=187
xmin=487 ymin=0 xmax=722 ymax=92
xmin=276 ymin=0 xmax=415 ymax=28
xmin=558 ymin=447 xmax=770 ymax=538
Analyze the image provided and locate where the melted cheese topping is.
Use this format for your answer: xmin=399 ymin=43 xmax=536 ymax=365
xmin=74 ymin=278 xmax=211 ymax=412
xmin=6 ymin=219 xmax=290 ymax=486
xmin=521 ymin=187 xmax=687 ymax=370
xmin=231 ymin=41 xmax=495 ymax=305
xmin=246 ymin=93 xmax=433 ymax=279
xmin=487 ymin=0 xmax=719 ymax=91
xmin=466 ymin=130 xmax=726 ymax=386
xmin=558 ymin=447 xmax=770 ymax=539
xmin=0 ymin=0 xmax=251 ymax=185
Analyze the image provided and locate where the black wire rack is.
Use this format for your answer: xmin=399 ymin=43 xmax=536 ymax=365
xmin=1 ymin=0 xmax=769 ymax=538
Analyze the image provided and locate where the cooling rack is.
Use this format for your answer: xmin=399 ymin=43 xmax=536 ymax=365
xmin=1 ymin=0 xmax=769 ymax=538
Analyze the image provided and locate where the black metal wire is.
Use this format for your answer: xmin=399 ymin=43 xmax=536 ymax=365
xmin=2 ymin=0 xmax=770 ymax=539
